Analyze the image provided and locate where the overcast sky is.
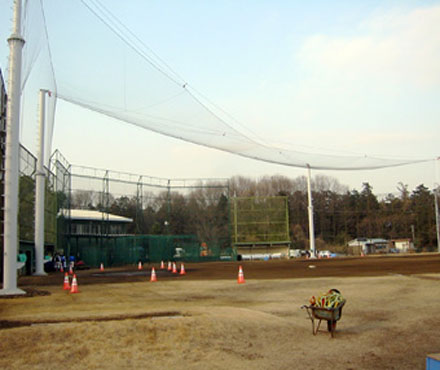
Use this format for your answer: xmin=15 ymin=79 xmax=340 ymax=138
xmin=1 ymin=0 xmax=439 ymax=195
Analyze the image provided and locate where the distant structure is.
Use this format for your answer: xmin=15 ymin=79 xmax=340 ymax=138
xmin=58 ymin=209 xmax=133 ymax=236
xmin=231 ymin=196 xmax=291 ymax=260
xmin=389 ymin=238 xmax=414 ymax=253
xmin=347 ymin=237 xmax=389 ymax=255
xmin=0 ymin=69 xmax=7 ymax=250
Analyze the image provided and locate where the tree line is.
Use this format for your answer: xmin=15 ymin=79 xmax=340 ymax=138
xmin=69 ymin=174 xmax=439 ymax=251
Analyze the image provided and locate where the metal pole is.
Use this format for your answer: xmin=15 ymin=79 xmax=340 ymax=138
xmin=306 ymin=165 xmax=316 ymax=258
xmin=435 ymin=187 xmax=440 ymax=253
xmin=166 ymin=179 xmax=170 ymax=234
xmin=34 ymin=89 xmax=49 ymax=275
xmin=1 ymin=0 xmax=25 ymax=295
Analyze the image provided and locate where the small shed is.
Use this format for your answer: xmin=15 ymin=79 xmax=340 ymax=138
xmin=347 ymin=238 xmax=389 ymax=255
xmin=389 ymin=238 xmax=414 ymax=253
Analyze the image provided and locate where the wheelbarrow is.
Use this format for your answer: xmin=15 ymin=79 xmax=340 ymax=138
xmin=301 ymin=299 xmax=346 ymax=338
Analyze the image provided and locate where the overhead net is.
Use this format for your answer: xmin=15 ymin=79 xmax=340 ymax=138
xmin=22 ymin=0 xmax=430 ymax=171
xmin=16 ymin=0 xmax=57 ymax=165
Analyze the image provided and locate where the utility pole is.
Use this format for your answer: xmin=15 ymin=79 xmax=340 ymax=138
xmin=1 ymin=0 xmax=25 ymax=295
xmin=411 ymin=224 xmax=416 ymax=245
xmin=306 ymin=165 xmax=316 ymax=258
xmin=435 ymin=186 xmax=440 ymax=253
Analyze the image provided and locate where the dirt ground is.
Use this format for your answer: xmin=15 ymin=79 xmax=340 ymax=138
xmin=1 ymin=254 xmax=440 ymax=369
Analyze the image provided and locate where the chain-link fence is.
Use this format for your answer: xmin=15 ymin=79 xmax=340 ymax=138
xmin=55 ymin=164 xmax=233 ymax=266
xmin=67 ymin=234 xmax=234 ymax=267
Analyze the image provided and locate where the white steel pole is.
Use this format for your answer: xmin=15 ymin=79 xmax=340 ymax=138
xmin=1 ymin=0 xmax=26 ymax=295
xmin=306 ymin=165 xmax=316 ymax=258
xmin=34 ymin=90 xmax=48 ymax=276
xmin=435 ymin=187 xmax=440 ymax=253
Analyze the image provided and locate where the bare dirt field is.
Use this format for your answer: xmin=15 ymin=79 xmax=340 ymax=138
xmin=1 ymin=254 xmax=440 ymax=369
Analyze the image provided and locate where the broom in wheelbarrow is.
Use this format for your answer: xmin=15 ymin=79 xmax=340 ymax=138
xmin=301 ymin=289 xmax=346 ymax=338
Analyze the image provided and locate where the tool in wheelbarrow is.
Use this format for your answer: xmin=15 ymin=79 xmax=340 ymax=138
xmin=301 ymin=289 xmax=346 ymax=338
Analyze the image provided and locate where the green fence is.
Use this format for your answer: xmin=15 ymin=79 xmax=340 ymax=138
xmin=65 ymin=234 xmax=235 ymax=267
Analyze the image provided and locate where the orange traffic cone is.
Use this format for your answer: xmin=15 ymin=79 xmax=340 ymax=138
xmin=100 ymin=263 xmax=104 ymax=271
xmin=160 ymin=261 xmax=165 ymax=269
xmin=138 ymin=261 xmax=142 ymax=270
xmin=63 ymin=273 xmax=70 ymax=290
xmin=237 ymin=265 xmax=245 ymax=284
xmin=179 ymin=263 xmax=186 ymax=275
xmin=69 ymin=265 xmax=73 ymax=275
xmin=60 ymin=265 xmax=64 ymax=273
xmin=150 ymin=267 xmax=157 ymax=282
xmin=167 ymin=261 xmax=172 ymax=271
xmin=70 ymin=274 xmax=79 ymax=294
xmin=172 ymin=262 xmax=177 ymax=274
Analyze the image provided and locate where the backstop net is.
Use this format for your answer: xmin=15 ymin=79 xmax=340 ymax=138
xmin=57 ymin=163 xmax=232 ymax=267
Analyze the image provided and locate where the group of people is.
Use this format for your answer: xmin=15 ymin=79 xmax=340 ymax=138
xmin=50 ymin=253 xmax=75 ymax=271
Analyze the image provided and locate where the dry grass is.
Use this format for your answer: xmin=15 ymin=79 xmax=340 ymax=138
xmin=1 ymin=274 xmax=439 ymax=369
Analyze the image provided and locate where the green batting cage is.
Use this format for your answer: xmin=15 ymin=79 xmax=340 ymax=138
xmin=231 ymin=196 xmax=291 ymax=260
xmin=52 ymin=157 xmax=234 ymax=267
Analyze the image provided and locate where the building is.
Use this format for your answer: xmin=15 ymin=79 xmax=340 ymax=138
xmin=347 ymin=237 xmax=389 ymax=255
xmin=389 ymin=238 xmax=414 ymax=253
xmin=58 ymin=209 xmax=133 ymax=236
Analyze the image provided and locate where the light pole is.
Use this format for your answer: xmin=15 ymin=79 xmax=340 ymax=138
xmin=306 ymin=165 xmax=316 ymax=258
xmin=34 ymin=89 xmax=51 ymax=276
xmin=1 ymin=0 xmax=25 ymax=295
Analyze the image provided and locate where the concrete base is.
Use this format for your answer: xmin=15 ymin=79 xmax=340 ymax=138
xmin=0 ymin=287 xmax=26 ymax=296
xmin=33 ymin=272 xmax=48 ymax=276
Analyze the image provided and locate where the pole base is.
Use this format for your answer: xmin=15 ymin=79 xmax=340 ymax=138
xmin=33 ymin=271 xmax=48 ymax=276
xmin=0 ymin=287 xmax=26 ymax=296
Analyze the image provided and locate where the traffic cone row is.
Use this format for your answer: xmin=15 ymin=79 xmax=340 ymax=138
xmin=61 ymin=260 xmax=248 ymax=289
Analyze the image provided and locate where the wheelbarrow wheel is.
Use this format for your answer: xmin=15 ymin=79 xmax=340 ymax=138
xmin=327 ymin=320 xmax=337 ymax=332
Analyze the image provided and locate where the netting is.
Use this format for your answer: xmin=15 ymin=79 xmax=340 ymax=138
xmin=18 ymin=144 xmax=58 ymax=245
xmin=20 ymin=0 xmax=57 ymax=164
xmin=67 ymin=234 xmax=234 ymax=267
xmin=15 ymin=0 xmax=431 ymax=172
xmin=231 ymin=196 xmax=290 ymax=245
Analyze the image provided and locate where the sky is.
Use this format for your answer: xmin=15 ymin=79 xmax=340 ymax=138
xmin=1 ymin=0 xmax=439 ymax=196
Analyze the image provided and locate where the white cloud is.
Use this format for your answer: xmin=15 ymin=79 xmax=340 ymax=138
xmin=297 ymin=5 xmax=440 ymax=90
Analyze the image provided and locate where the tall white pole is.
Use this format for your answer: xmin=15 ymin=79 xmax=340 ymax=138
xmin=435 ymin=187 xmax=440 ymax=253
xmin=306 ymin=165 xmax=316 ymax=258
xmin=34 ymin=90 xmax=48 ymax=276
xmin=1 ymin=0 xmax=26 ymax=295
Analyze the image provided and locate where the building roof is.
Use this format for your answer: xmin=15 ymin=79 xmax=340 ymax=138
xmin=348 ymin=238 xmax=388 ymax=246
xmin=58 ymin=209 xmax=133 ymax=223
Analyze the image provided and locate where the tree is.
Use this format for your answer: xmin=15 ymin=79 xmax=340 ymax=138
xmin=71 ymin=190 xmax=98 ymax=209
xmin=410 ymin=184 xmax=435 ymax=250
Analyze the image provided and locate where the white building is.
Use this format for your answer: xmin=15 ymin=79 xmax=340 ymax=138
xmin=390 ymin=239 xmax=414 ymax=253
xmin=347 ymin=238 xmax=389 ymax=255
xmin=58 ymin=209 xmax=133 ymax=235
